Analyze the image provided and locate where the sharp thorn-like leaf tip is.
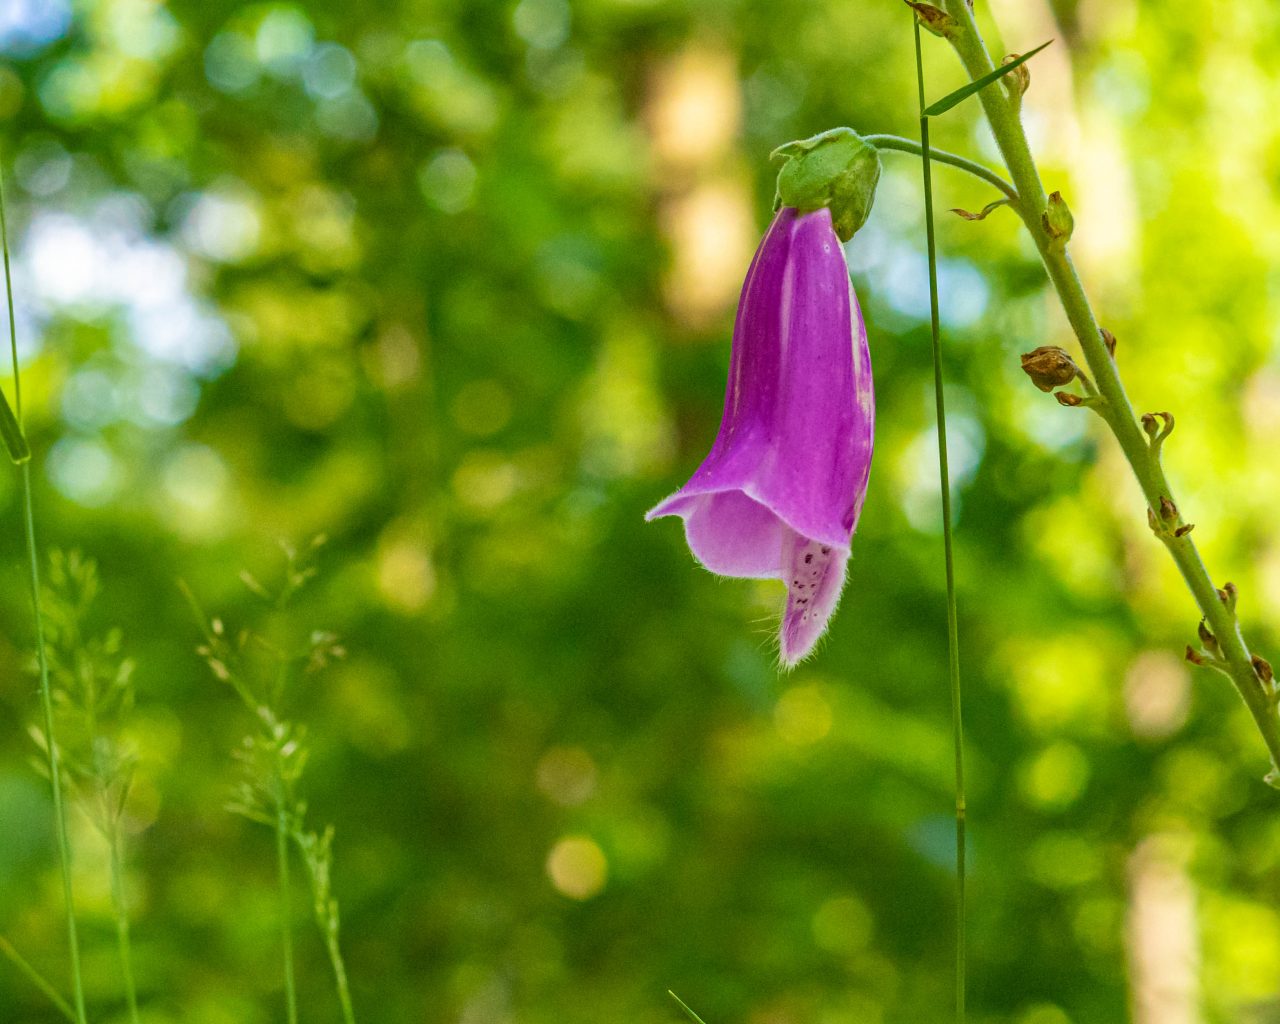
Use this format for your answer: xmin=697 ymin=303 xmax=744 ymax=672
xmin=668 ymin=991 xmax=710 ymax=1024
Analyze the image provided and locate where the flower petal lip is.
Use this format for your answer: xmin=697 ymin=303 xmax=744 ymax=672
xmin=647 ymin=204 xmax=875 ymax=663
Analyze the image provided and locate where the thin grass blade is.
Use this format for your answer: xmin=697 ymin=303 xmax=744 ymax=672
xmin=923 ymin=40 xmax=1051 ymax=117
xmin=668 ymin=990 xmax=709 ymax=1024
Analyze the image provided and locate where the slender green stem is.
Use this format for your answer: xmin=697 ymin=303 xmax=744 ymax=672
xmin=864 ymin=133 xmax=1018 ymax=204
xmin=273 ymin=654 xmax=300 ymax=1023
xmin=0 ymin=159 xmax=90 ymax=1024
xmin=325 ymin=931 xmax=356 ymax=1024
xmin=0 ymin=935 xmax=78 ymax=1024
xmin=935 ymin=0 xmax=1280 ymax=773
xmin=915 ymin=19 xmax=967 ymax=1023
xmin=108 ymin=825 xmax=141 ymax=1024
xmin=23 ymin=462 xmax=88 ymax=1024
xmin=295 ymin=826 xmax=356 ymax=1022
xmin=276 ymin=806 xmax=299 ymax=1024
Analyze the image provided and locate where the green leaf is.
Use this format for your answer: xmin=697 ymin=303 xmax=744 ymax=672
xmin=923 ymin=40 xmax=1052 ymax=117
xmin=668 ymin=991 xmax=709 ymax=1024
xmin=0 ymin=390 xmax=28 ymax=464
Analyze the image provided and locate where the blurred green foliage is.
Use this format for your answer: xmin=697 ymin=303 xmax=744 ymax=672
xmin=1 ymin=1 xmax=1280 ymax=1022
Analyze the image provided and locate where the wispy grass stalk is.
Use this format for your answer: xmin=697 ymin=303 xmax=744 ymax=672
xmin=41 ymin=550 xmax=142 ymax=1023
xmin=108 ymin=823 xmax=141 ymax=1024
xmin=184 ymin=540 xmax=356 ymax=1024
xmin=296 ymin=825 xmax=357 ymax=1024
xmin=276 ymin=803 xmax=300 ymax=1024
xmin=913 ymin=19 xmax=967 ymax=1022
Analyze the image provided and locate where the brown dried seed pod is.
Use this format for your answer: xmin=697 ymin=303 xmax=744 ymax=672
xmin=1020 ymin=346 xmax=1077 ymax=392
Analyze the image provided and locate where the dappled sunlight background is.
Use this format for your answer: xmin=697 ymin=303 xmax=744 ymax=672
xmin=1 ymin=0 xmax=1279 ymax=1022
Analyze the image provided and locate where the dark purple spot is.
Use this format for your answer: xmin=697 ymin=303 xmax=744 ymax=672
xmin=804 ymin=554 xmax=813 ymax=564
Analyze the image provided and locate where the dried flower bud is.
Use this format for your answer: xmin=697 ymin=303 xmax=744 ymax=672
xmin=1158 ymin=495 xmax=1178 ymax=522
xmin=1174 ymin=523 xmax=1195 ymax=538
xmin=1054 ymin=391 xmax=1083 ymax=407
xmin=1198 ymin=619 xmax=1220 ymax=656
xmin=1185 ymin=645 xmax=1206 ymax=667
xmin=1001 ymin=53 xmax=1031 ymax=102
xmin=1218 ymin=581 xmax=1238 ymax=612
xmin=1254 ymin=655 xmax=1275 ymax=686
xmin=950 ymin=198 xmax=1012 ymax=222
xmin=1141 ymin=411 xmax=1173 ymax=441
xmin=1100 ymin=327 xmax=1117 ymax=356
xmin=1020 ymin=346 xmax=1078 ymax=392
xmin=903 ymin=0 xmax=956 ymax=37
xmin=1042 ymin=191 xmax=1074 ymax=245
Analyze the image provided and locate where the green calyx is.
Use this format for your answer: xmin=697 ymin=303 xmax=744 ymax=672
xmin=772 ymin=127 xmax=881 ymax=242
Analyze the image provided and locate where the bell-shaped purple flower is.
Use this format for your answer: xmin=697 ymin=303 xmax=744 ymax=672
xmin=647 ymin=204 xmax=875 ymax=666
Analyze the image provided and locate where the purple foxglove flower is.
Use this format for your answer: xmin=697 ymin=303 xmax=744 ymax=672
xmin=647 ymin=204 xmax=875 ymax=666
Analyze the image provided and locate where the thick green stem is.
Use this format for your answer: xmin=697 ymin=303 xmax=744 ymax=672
xmin=108 ymin=826 xmax=140 ymax=1024
xmin=936 ymin=0 xmax=1280 ymax=771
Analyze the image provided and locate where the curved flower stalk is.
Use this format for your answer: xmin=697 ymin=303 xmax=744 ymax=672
xmin=648 ymin=133 xmax=880 ymax=666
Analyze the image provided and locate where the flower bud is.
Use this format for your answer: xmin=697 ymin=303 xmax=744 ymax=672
xmin=1020 ymin=346 xmax=1077 ymax=392
xmin=1042 ymin=191 xmax=1074 ymax=245
xmin=1001 ymin=53 xmax=1031 ymax=104
xmin=773 ymin=128 xmax=881 ymax=242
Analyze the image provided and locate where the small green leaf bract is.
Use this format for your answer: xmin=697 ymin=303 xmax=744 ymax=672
xmin=923 ymin=40 xmax=1052 ymax=117
xmin=668 ymin=990 xmax=710 ymax=1024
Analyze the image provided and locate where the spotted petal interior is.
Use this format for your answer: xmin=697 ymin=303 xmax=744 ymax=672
xmin=779 ymin=531 xmax=850 ymax=667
